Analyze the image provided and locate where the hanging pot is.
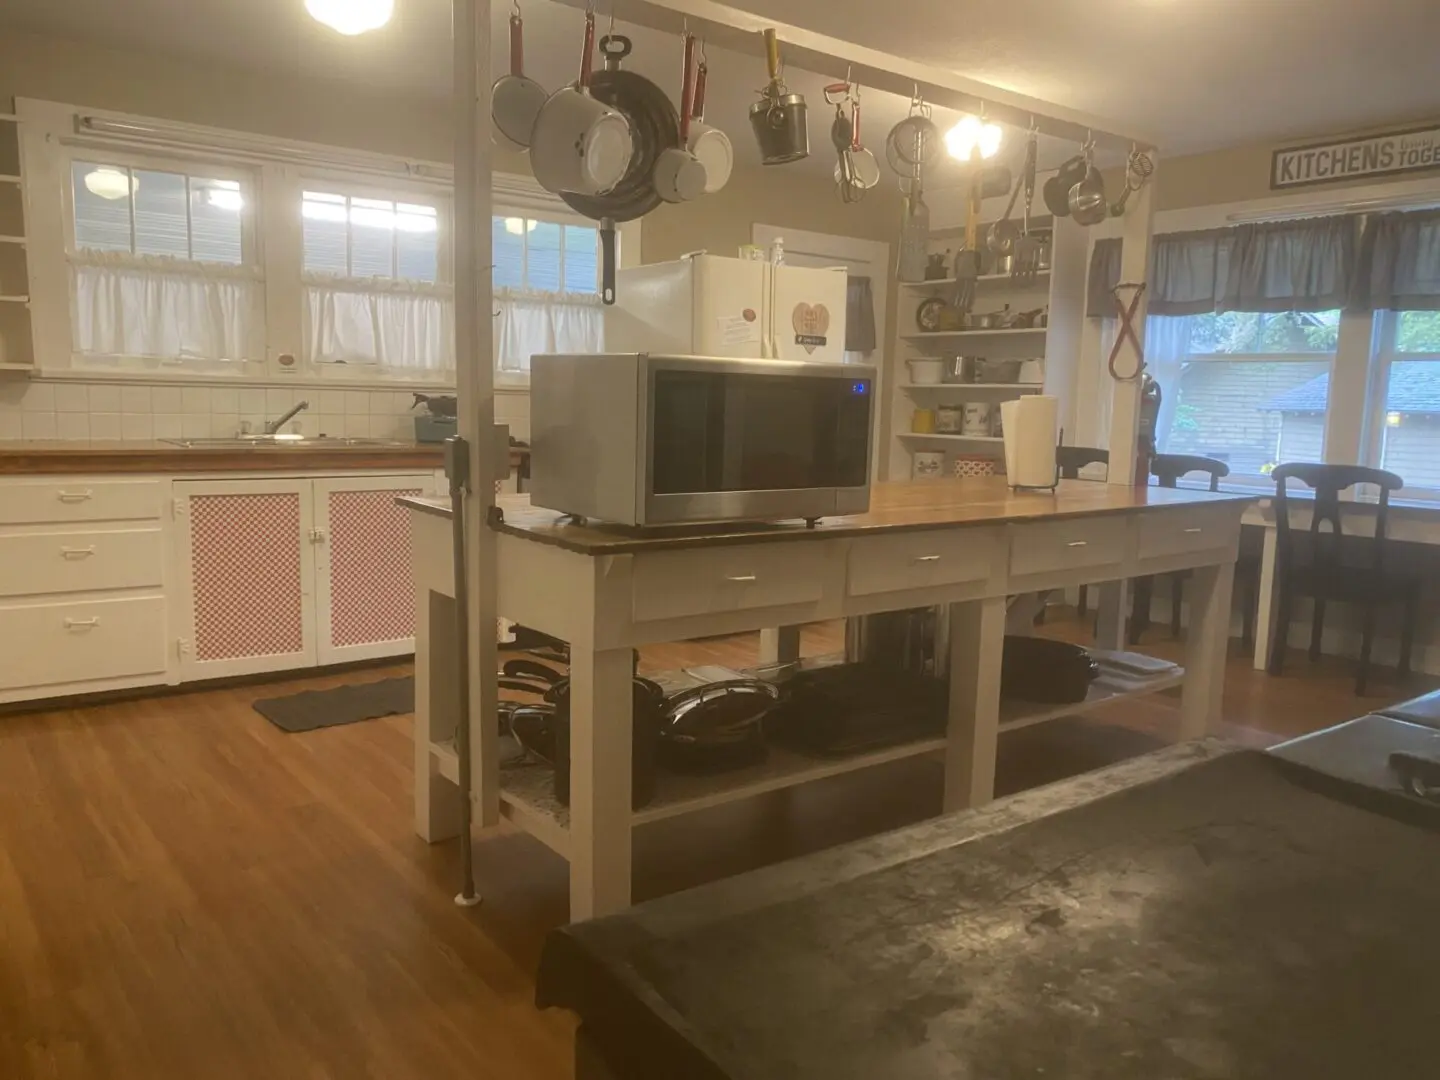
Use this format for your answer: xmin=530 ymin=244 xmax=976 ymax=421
xmin=687 ymin=54 xmax=733 ymax=193
xmin=1043 ymin=153 xmax=1088 ymax=217
xmin=530 ymin=10 xmax=635 ymax=197
xmin=491 ymin=9 xmax=548 ymax=152
xmin=748 ymin=29 xmax=808 ymax=165
xmin=561 ymin=33 xmax=680 ymax=304
xmin=653 ymin=31 xmax=708 ymax=204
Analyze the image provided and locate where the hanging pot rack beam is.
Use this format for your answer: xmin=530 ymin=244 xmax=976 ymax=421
xmin=552 ymin=0 xmax=1156 ymax=152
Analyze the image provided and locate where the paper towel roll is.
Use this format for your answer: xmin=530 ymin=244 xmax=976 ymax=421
xmin=1001 ymin=395 xmax=1059 ymax=489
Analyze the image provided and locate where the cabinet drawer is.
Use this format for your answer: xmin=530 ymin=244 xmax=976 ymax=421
xmin=631 ymin=543 xmax=831 ymax=623
xmin=0 ymin=528 xmax=164 ymax=598
xmin=0 ymin=479 xmax=164 ymax=524
xmin=0 ymin=596 xmax=167 ymax=691
xmin=1138 ymin=509 xmax=1239 ymax=560
xmin=1010 ymin=516 xmax=1130 ymax=577
xmin=848 ymin=528 xmax=998 ymax=597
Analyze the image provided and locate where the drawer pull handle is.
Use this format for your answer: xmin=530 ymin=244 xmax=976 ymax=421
xmin=1184 ymin=527 xmax=1203 ymax=534
xmin=57 ymin=489 xmax=94 ymax=503
xmin=1067 ymin=540 xmax=1088 ymax=548
xmin=63 ymin=617 xmax=101 ymax=630
xmin=724 ymin=574 xmax=758 ymax=583
xmin=913 ymin=554 xmax=942 ymax=563
xmin=61 ymin=546 xmax=96 ymax=559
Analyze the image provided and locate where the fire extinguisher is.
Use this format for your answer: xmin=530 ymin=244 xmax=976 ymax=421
xmin=1135 ymin=373 xmax=1162 ymax=486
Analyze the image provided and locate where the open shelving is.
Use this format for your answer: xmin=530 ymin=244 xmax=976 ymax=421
xmin=0 ymin=102 xmax=30 ymax=374
xmin=429 ymin=657 xmax=1184 ymax=859
xmin=898 ymin=432 xmax=1002 ymax=445
xmin=902 ymin=327 xmax=1046 ymax=341
xmin=900 ymin=383 xmax=1044 ymax=392
xmin=901 ymin=271 xmax=1051 ymax=289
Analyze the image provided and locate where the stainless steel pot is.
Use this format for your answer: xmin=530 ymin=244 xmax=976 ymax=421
xmin=942 ymin=355 xmax=985 ymax=383
xmin=749 ymin=29 xmax=808 ymax=165
xmin=845 ymin=607 xmax=951 ymax=679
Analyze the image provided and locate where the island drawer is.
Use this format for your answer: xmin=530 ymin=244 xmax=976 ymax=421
xmin=1137 ymin=508 xmax=1240 ymax=560
xmin=1009 ymin=516 xmax=1129 ymax=578
xmin=0 ymin=479 xmax=165 ymax=525
xmin=630 ymin=543 xmax=832 ymax=623
xmin=847 ymin=528 xmax=1000 ymax=597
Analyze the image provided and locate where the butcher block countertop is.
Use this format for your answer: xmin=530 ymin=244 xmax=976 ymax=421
xmin=400 ymin=478 xmax=1256 ymax=555
xmin=0 ymin=440 xmax=517 ymax=475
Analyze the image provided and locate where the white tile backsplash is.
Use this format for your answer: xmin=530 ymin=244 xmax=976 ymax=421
xmin=121 ymin=386 xmax=152 ymax=413
xmin=56 ymin=412 xmax=90 ymax=440
xmin=89 ymin=412 xmax=122 ymax=440
xmin=54 ymin=383 xmax=90 ymax=413
xmin=0 ymin=378 xmax=462 ymax=442
xmin=88 ymin=384 xmax=122 ymax=412
xmin=122 ymin=413 xmax=154 ymax=441
xmin=22 ymin=412 xmax=57 ymax=439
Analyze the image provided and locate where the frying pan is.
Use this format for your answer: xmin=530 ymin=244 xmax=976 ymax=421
xmin=561 ymin=33 xmax=680 ymax=304
xmin=491 ymin=11 xmax=547 ymax=152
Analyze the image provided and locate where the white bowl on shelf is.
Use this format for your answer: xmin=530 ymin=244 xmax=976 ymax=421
xmin=907 ymin=359 xmax=944 ymax=385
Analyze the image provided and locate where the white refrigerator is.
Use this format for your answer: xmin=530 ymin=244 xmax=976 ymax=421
xmin=604 ymin=253 xmax=850 ymax=363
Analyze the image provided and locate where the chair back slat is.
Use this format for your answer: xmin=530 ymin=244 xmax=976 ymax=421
xmin=1151 ymin=454 xmax=1229 ymax=493
xmin=1056 ymin=446 xmax=1108 ymax=481
xmin=1270 ymin=463 xmax=1404 ymax=575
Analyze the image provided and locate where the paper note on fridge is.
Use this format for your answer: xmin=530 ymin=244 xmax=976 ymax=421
xmin=717 ymin=314 xmax=761 ymax=346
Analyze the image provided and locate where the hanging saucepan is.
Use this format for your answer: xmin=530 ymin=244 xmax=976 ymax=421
xmin=749 ymin=28 xmax=808 ymax=165
xmin=562 ymin=33 xmax=681 ymax=304
xmin=687 ymin=52 xmax=733 ymax=193
xmin=530 ymin=9 xmax=634 ymax=197
xmin=1043 ymin=152 xmax=1089 ymax=217
xmin=491 ymin=8 xmax=548 ymax=153
xmin=653 ymin=31 xmax=708 ymax=204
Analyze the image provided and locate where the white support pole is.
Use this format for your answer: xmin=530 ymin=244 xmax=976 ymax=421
xmin=1106 ymin=158 xmax=1158 ymax=487
xmin=453 ymin=0 xmax=499 ymax=830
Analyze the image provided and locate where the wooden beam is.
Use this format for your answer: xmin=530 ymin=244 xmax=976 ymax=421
xmin=553 ymin=0 xmax=1156 ymax=151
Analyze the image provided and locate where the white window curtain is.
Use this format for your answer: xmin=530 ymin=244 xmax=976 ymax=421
xmin=1144 ymin=314 xmax=1195 ymax=453
xmin=71 ymin=250 xmax=262 ymax=362
xmin=303 ymin=272 xmax=454 ymax=371
xmin=494 ymin=287 xmax=604 ymax=374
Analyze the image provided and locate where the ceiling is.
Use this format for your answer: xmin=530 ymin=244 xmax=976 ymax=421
xmin=3 ymin=0 xmax=1438 ymax=178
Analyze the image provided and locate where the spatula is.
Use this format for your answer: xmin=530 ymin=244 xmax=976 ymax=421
xmin=1011 ymin=130 xmax=1043 ymax=281
xmin=952 ymin=174 xmax=982 ymax=312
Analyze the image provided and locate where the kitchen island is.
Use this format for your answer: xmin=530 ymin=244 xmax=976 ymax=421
xmin=403 ymin=477 xmax=1254 ymax=919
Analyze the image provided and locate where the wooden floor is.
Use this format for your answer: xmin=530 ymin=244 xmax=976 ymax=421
xmin=0 ymin=615 xmax=1430 ymax=1079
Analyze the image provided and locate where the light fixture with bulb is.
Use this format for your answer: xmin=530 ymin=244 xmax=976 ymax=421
xmin=503 ymin=217 xmax=538 ymax=236
xmin=84 ymin=167 xmax=137 ymax=201
xmin=305 ymin=0 xmax=394 ymax=36
xmin=944 ymin=114 xmax=1003 ymax=162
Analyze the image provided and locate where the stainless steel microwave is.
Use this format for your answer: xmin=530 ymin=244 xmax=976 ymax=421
xmin=530 ymin=353 xmax=875 ymax=527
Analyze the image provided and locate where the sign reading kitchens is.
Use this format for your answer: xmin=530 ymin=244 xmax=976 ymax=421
xmin=1271 ymin=123 xmax=1440 ymax=190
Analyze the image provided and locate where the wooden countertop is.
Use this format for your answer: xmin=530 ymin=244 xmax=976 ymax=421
xmin=0 ymin=440 xmax=529 ymax=475
xmin=400 ymin=478 xmax=1257 ymax=555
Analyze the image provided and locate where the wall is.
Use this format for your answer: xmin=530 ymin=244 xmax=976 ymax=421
xmin=0 ymin=27 xmax=900 ymax=444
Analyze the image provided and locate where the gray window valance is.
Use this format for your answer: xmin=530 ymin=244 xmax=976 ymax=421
xmin=1351 ymin=209 xmax=1440 ymax=312
xmin=1087 ymin=215 xmax=1359 ymax=317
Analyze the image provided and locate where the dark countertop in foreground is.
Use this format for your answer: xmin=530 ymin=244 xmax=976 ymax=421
xmin=537 ymin=738 xmax=1440 ymax=1080
xmin=398 ymin=477 xmax=1256 ymax=555
xmin=0 ymin=440 xmax=529 ymax=475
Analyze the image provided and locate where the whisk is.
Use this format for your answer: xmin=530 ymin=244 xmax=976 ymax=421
xmin=1109 ymin=147 xmax=1155 ymax=217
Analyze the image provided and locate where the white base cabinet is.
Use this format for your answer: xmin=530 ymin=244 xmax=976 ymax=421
xmin=0 ymin=469 xmax=435 ymax=705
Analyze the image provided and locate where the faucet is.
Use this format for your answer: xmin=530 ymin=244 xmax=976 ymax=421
xmin=264 ymin=400 xmax=310 ymax=435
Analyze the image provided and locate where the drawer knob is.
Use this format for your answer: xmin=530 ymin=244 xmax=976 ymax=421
xmin=1066 ymin=540 xmax=1088 ymax=548
xmin=57 ymin=489 xmax=94 ymax=503
xmin=724 ymin=574 xmax=758 ymax=583
xmin=913 ymin=554 xmax=942 ymax=563
xmin=1184 ymin=527 xmax=1203 ymax=534
xmin=60 ymin=546 xmax=97 ymax=559
xmin=63 ymin=616 xmax=101 ymax=631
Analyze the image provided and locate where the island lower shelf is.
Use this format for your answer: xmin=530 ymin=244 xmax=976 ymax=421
xmin=430 ymin=662 xmax=1184 ymax=862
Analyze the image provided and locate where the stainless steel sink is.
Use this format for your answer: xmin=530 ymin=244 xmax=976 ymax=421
xmin=160 ymin=435 xmax=409 ymax=449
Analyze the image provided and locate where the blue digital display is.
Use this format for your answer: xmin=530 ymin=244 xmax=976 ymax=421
xmin=852 ymin=382 xmax=870 ymax=395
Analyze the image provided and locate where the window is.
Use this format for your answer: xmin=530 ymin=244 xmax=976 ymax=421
xmin=1372 ymin=310 xmax=1440 ymax=491
xmin=301 ymin=187 xmax=451 ymax=371
xmin=1149 ymin=311 xmax=1339 ymax=479
xmin=491 ymin=212 xmax=604 ymax=377
xmin=69 ymin=158 xmax=261 ymax=364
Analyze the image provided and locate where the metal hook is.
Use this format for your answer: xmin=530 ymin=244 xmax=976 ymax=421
xmin=511 ymin=0 xmax=520 ymax=15
xmin=608 ymin=3 xmax=615 ymax=34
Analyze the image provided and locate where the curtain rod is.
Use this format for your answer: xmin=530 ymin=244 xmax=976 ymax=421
xmin=1227 ymin=192 xmax=1440 ymax=224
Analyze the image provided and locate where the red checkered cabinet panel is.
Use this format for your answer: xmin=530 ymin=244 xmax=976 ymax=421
xmin=315 ymin=483 xmax=422 ymax=663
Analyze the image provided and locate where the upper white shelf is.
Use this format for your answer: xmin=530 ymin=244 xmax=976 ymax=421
xmin=901 ymin=383 xmax=1043 ymax=392
xmin=903 ymin=328 xmax=1047 ymax=340
xmin=901 ymin=271 xmax=1050 ymax=289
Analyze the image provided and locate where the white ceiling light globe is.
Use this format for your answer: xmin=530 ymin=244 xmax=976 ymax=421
xmin=305 ymin=0 xmax=395 ymax=36
xmin=944 ymin=115 xmax=1003 ymax=162
xmin=84 ymin=167 xmax=136 ymax=200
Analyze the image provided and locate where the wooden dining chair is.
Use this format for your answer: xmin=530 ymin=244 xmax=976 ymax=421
xmin=1131 ymin=455 xmax=1229 ymax=643
xmin=1055 ymin=447 xmax=1109 ymax=620
xmin=1266 ymin=463 xmax=1419 ymax=695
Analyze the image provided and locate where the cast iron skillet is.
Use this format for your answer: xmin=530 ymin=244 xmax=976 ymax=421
xmin=561 ymin=34 xmax=679 ymax=303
